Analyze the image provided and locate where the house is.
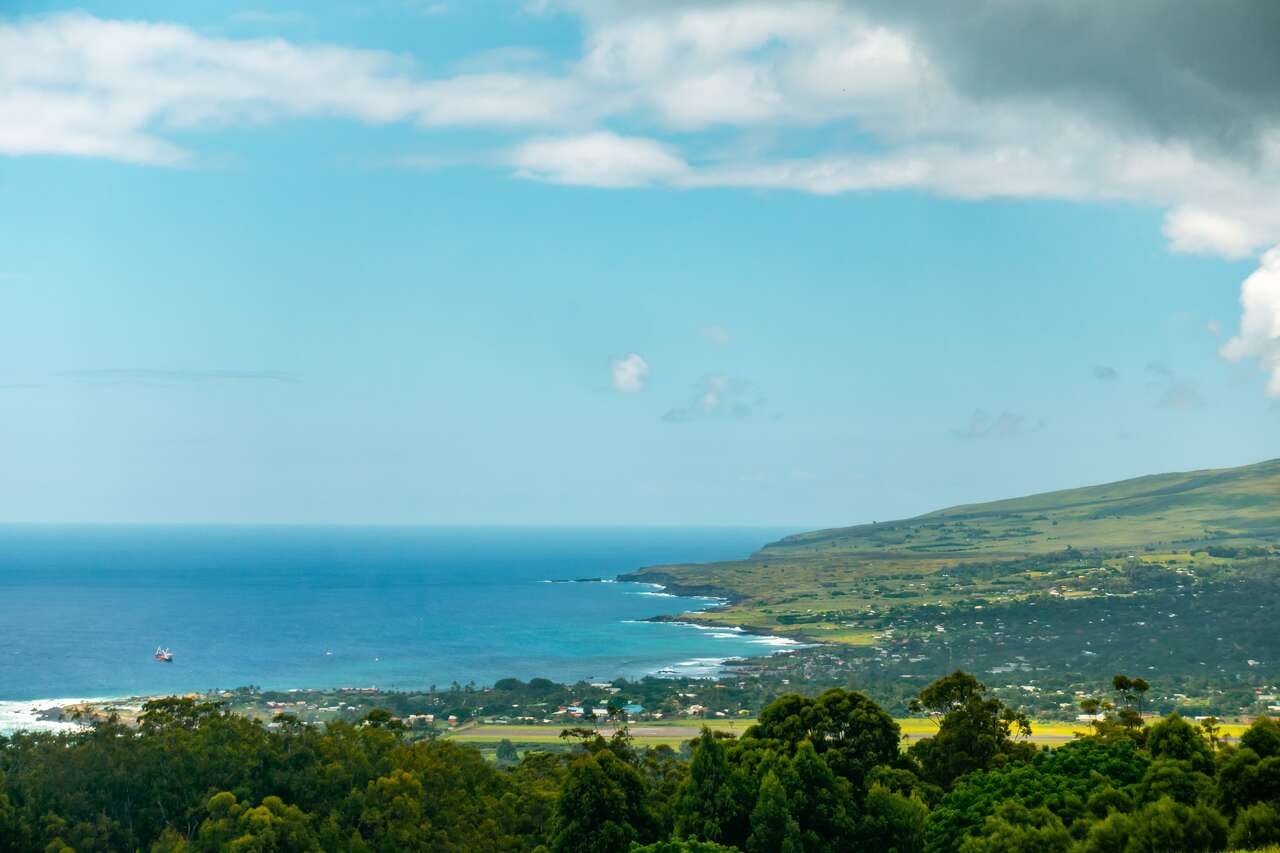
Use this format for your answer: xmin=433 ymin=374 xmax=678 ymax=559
xmin=622 ymin=704 xmax=644 ymax=716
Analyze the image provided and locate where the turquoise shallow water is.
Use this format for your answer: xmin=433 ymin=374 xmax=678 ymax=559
xmin=0 ymin=525 xmax=798 ymax=703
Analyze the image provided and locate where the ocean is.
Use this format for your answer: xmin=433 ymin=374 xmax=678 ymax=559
xmin=0 ymin=525 xmax=799 ymax=728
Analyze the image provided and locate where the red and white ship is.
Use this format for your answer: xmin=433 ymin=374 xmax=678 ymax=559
xmin=153 ymin=646 xmax=173 ymax=662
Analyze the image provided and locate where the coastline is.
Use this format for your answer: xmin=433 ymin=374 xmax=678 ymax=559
xmin=618 ymin=578 xmax=816 ymax=676
xmin=616 ymin=568 xmax=827 ymax=647
xmin=0 ymin=697 xmax=114 ymax=736
xmin=1 ymin=578 xmax=805 ymax=734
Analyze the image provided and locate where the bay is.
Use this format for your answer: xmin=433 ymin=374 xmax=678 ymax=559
xmin=0 ymin=525 xmax=798 ymax=704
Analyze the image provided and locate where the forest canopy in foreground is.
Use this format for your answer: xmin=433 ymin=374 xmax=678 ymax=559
xmin=4 ymin=672 xmax=1280 ymax=852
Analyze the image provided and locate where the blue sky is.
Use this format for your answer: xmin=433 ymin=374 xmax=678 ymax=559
xmin=2 ymin=1 xmax=1278 ymax=525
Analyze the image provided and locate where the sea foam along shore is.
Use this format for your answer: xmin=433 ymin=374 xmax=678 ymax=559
xmin=618 ymin=579 xmax=813 ymax=679
xmin=0 ymin=698 xmax=107 ymax=736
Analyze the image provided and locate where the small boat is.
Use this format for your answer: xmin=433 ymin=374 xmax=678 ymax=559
xmin=154 ymin=646 xmax=173 ymax=662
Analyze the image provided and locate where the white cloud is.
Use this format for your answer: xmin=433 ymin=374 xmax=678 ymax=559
xmin=610 ymin=352 xmax=649 ymax=393
xmin=0 ymin=12 xmax=591 ymax=164
xmin=7 ymin=7 xmax=1279 ymax=261
xmin=1162 ymin=207 xmax=1264 ymax=261
xmin=7 ymin=4 xmax=1280 ymax=396
xmin=1221 ymin=247 xmax=1280 ymax=397
xmin=511 ymin=132 xmax=687 ymax=187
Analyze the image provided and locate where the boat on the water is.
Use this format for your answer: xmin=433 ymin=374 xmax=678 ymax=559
xmin=153 ymin=646 xmax=173 ymax=662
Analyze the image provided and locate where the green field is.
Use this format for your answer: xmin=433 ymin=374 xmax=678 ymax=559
xmin=444 ymin=718 xmax=1255 ymax=750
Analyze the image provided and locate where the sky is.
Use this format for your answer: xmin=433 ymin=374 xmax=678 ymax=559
xmin=1 ymin=0 xmax=1279 ymax=526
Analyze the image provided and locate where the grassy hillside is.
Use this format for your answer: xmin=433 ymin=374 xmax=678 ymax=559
xmin=771 ymin=457 xmax=1280 ymax=558
xmin=624 ymin=459 xmax=1280 ymax=645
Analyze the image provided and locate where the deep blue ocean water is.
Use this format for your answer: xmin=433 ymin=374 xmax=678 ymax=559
xmin=0 ymin=526 xmax=797 ymax=703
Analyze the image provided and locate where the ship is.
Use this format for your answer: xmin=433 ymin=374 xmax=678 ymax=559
xmin=154 ymin=646 xmax=173 ymax=662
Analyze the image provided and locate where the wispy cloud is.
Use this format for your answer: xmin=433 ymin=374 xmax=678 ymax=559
xmin=1092 ymin=365 xmax=1118 ymax=382
xmin=59 ymin=369 xmax=298 ymax=386
xmin=0 ymin=13 xmax=593 ymax=165
xmin=1157 ymin=379 xmax=1206 ymax=411
xmin=663 ymin=374 xmax=763 ymax=423
xmin=701 ymin=325 xmax=731 ymax=346
xmin=228 ymin=10 xmax=307 ymax=27
xmin=951 ymin=410 xmax=1043 ymax=440
xmin=1144 ymin=362 xmax=1206 ymax=410
xmin=511 ymin=132 xmax=688 ymax=188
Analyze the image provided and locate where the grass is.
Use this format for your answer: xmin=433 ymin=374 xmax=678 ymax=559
xmin=446 ymin=718 xmax=1228 ymax=748
xmin=624 ymin=458 xmax=1280 ymax=642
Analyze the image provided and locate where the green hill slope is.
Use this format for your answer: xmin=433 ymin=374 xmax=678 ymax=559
xmin=769 ymin=457 xmax=1280 ymax=559
xmin=624 ymin=458 xmax=1280 ymax=642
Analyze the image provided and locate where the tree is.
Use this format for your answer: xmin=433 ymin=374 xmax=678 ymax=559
xmin=956 ymin=802 xmax=1072 ymax=853
xmin=787 ymin=741 xmax=857 ymax=851
xmin=1137 ymin=758 xmax=1213 ymax=806
xmin=362 ymin=708 xmax=402 ymax=730
xmin=1229 ymin=801 xmax=1280 ymax=849
xmin=1124 ymin=797 xmax=1227 ymax=853
xmin=908 ymin=671 xmax=1032 ymax=787
xmin=1130 ymin=678 xmax=1150 ymax=717
xmin=1083 ymin=797 xmax=1227 ymax=853
xmin=496 ymin=739 xmax=519 ymax=766
xmin=745 ymin=688 xmax=901 ymax=789
xmin=860 ymin=784 xmax=927 ymax=853
xmin=632 ymin=840 xmax=740 ymax=852
xmin=673 ymin=730 xmax=746 ymax=845
xmin=192 ymin=791 xmax=320 ymax=852
xmin=551 ymin=749 xmax=657 ymax=853
xmin=0 ymin=791 xmax=33 ymax=853
xmin=746 ymin=771 xmax=800 ymax=853
xmin=1241 ymin=716 xmax=1280 ymax=759
xmin=1198 ymin=717 xmax=1222 ymax=751
xmin=1145 ymin=713 xmax=1212 ymax=772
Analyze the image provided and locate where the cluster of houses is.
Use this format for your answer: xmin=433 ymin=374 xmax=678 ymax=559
xmin=554 ymin=703 xmax=647 ymax=720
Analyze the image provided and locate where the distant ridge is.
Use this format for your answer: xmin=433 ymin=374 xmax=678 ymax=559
xmin=622 ymin=458 xmax=1280 ymax=645
xmin=764 ymin=458 xmax=1280 ymax=558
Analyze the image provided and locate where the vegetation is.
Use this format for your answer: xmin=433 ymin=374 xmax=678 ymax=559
xmin=626 ymin=458 xmax=1280 ymax=633
xmin=4 ymin=672 xmax=1279 ymax=852
xmin=624 ymin=459 xmax=1280 ymax=714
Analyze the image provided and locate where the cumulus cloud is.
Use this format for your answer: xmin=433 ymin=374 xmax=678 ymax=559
xmin=951 ymin=410 xmax=1042 ymax=440
xmin=663 ymin=374 xmax=761 ymax=422
xmin=610 ymin=353 xmax=649 ymax=392
xmin=1221 ymin=247 xmax=1280 ymax=396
